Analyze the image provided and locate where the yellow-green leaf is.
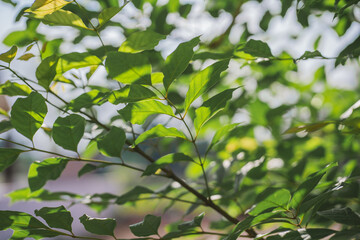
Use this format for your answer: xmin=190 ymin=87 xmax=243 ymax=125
xmin=42 ymin=9 xmax=89 ymax=30
xmin=0 ymin=46 xmax=17 ymax=64
xmin=18 ymin=53 xmax=35 ymax=61
xmin=25 ymin=0 xmax=71 ymax=17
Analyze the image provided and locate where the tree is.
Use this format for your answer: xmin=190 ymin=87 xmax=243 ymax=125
xmin=0 ymin=0 xmax=359 ymax=239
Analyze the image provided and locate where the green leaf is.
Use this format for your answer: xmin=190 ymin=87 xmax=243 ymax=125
xmin=116 ymin=186 xmax=153 ymax=205
xmin=56 ymin=52 xmax=102 ymax=75
xmin=28 ymin=158 xmax=68 ymax=192
xmin=289 ymin=163 xmax=336 ymax=210
xmin=0 ymin=211 xmax=62 ymax=239
xmin=249 ymin=188 xmax=291 ymax=215
xmin=299 ymin=50 xmax=324 ymax=60
xmin=0 ymin=45 xmax=17 ymax=64
xmin=129 ymin=214 xmax=161 ymax=237
xmin=18 ymin=53 xmax=35 ymax=61
xmin=318 ymin=207 xmax=360 ymax=225
xmin=0 ymin=148 xmax=23 ymax=172
xmin=68 ymin=89 xmax=107 ymax=112
xmin=52 ymin=114 xmax=85 ymax=152
xmin=207 ymin=123 xmax=239 ymax=152
xmin=35 ymin=205 xmax=73 ymax=232
xmin=135 ymin=124 xmax=187 ymax=145
xmin=36 ymin=55 xmax=59 ymax=89
xmin=178 ymin=212 xmax=204 ymax=231
xmin=41 ymin=9 xmax=90 ymax=29
xmin=79 ymin=214 xmax=116 ymax=236
xmin=7 ymin=187 xmax=79 ymax=203
xmin=106 ymin=51 xmax=152 ymax=85
xmin=336 ymin=35 xmax=360 ymax=66
xmin=118 ymin=100 xmax=175 ymax=125
xmin=78 ymin=164 xmax=98 ymax=177
xmin=284 ymin=121 xmax=332 ymax=134
xmin=163 ymin=37 xmax=200 ymax=91
xmin=98 ymin=7 xmax=124 ymax=29
xmin=0 ymin=120 xmax=13 ymax=134
xmin=108 ymin=85 xmax=157 ymax=104
xmin=10 ymin=92 xmax=47 ymax=140
xmin=142 ymin=153 xmax=193 ymax=176
xmin=330 ymin=229 xmax=360 ymax=240
xmin=194 ymin=88 xmax=235 ymax=134
xmin=184 ymin=60 xmax=229 ymax=113
xmin=0 ymin=80 xmax=32 ymax=96
xmin=119 ymin=30 xmax=166 ymax=53
xmin=97 ymin=126 xmax=126 ymax=157
xmin=151 ymin=72 xmax=164 ymax=85
xmin=238 ymin=39 xmax=273 ymax=58
xmin=25 ymin=0 xmax=71 ymax=17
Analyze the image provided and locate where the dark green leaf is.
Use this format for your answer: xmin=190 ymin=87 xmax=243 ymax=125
xmin=239 ymin=39 xmax=273 ymax=58
xmin=0 ymin=148 xmax=23 ymax=172
xmin=336 ymin=35 xmax=360 ymax=66
xmin=10 ymin=92 xmax=47 ymax=140
xmin=108 ymin=85 xmax=157 ymax=104
xmin=79 ymin=214 xmax=116 ymax=236
xmin=299 ymin=50 xmax=324 ymax=60
xmin=106 ymin=51 xmax=152 ymax=85
xmin=184 ymin=60 xmax=229 ymax=113
xmin=142 ymin=153 xmax=193 ymax=176
xmin=78 ymin=164 xmax=98 ymax=177
xmin=178 ymin=212 xmax=204 ymax=231
xmin=163 ymin=37 xmax=200 ymax=91
xmin=318 ymin=207 xmax=360 ymax=225
xmin=0 ymin=120 xmax=13 ymax=134
xmin=129 ymin=214 xmax=161 ymax=237
xmin=330 ymin=228 xmax=360 ymax=240
xmin=97 ymin=126 xmax=126 ymax=157
xmin=118 ymin=100 xmax=175 ymax=125
xmin=98 ymin=7 xmax=124 ymax=28
xmin=119 ymin=30 xmax=166 ymax=53
xmin=0 ymin=81 xmax=32 ymax=96
xmin=35 ymin=205 xmax=73 ymax=232
xmin=41 ymin=10 xmax=90 ymax=29
xmin=52 ymin=114 xmax=85 ymax=152
xmin=116 ymin=186 xmax=153 ymax=205
xmin=28 ymin=158 xmax=68 ymax=192
xmin=68 ymin=90 xmax=107 ymax=112
xmin=135 ymin=124 xmax=187 ymax=145
xmin=207 ymin=123 xmax=239 ymax=152
xmin=249 ymin=188 xmax=291 ymax=215
xmin=36 ymin=55 xmax=59 ymax=89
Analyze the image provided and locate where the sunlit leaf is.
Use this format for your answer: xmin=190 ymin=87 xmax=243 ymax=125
xmin=35 ymin=205 xmax=73 ymax=232
xmin=119 ymin=30 xmax=166 ymax=53
xmin=25 ymin=0 xmax=71 ymax=17
xmin=135 ymin=124 xmax=187 ymax=145
xmin=80 ymin=214 xmax=116 ymax=236
xmin=98 ymin=6 xmax=124 ymax=28
xmin=0 ymin=81 xmax=32 ymax=96
xmin=42 ymin=10 xmax=89 ymax=30
xmin=0 ymin=45 xmax=17 ymax=63
xmin=142 ymin=153 xmax=193 ymax=176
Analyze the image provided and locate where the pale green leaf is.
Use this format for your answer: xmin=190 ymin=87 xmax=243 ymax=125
xmin=10 ymin=92 xmax=47 ymax=140
xmin=119 ymin=30 xmax=166 ymax=53
xmin=56 ymin=52 xmax=102 ymax=75
xmin=151 ymin=72 xmax=164 ymax=85
xmin=118 ymin=100 xmax=175 ymax=125
xmin=42 ymin=9 xmax=89 ymax=29
xmin=0 ymin=81 xmax=32 ymax=96
xmin=135 ymin=124 xmax=187 ymax=145
xmin=25 ymin=0 xmax=71 ymax=17
xmin=106 ymin=51 xmax=152 ymax=85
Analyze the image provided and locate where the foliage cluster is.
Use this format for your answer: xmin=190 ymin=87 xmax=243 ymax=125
xmin=0 ymin=0 xmax=360 ymax=239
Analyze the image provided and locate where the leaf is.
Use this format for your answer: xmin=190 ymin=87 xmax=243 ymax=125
xmin=36 ymin=55 xmax=59 ymax=89
xmin=0 ymin=45 xmax=17 ymax=64
xmin=98 ymin=7 xmax=124 ymax=28
xmin=142 ymin=153 xmax=193 ymax=176
xmin=194 ymin=88 xmax=235 ymax=134
xmin=52 ymin=114 xmax=85 ymax=152
xmin=116 ymin=186 xmax=153 ymax=205
xmin=28 ymin=158 xmax=68 ymax=192
xmin=0 ymin=211 xmax=62 ymax=239
xmin=238 ymin=39 xmax=273 ymax=58
xmin=178 ymin=212 xmax=204 ymax=231
xmin=184 ymin=60 xmax=229 ymax=113
xmin=18 ymin=53 xmax=35 ymax=61
xmin=7 ymin=187 xmax=79 ymax=203
xmin=97 ymin=126 xmax=126 ymax=157
xmin=35 ymin=205 xmax=73 ymax=232
xmin=318 ymin=207 xmax=360 ymax=225
xmin=249 ymin=188 xmax=291 ymax=215
xmin=0 ymin=81 xmax=32 ymax=96
xmin=56 ymin=52 xmax=102 ymax=75
xmin=151 ymin=72 xmax=164 ymax=85
xmin=284 ymin=121 xmax=332 ymax=134
xmin=79 ymin=214 xmax=116 ymax=236
xmin=119 ymin=30 xmax=166 ymax=53
xmin=207 ymin=123 xmax=239 ymax=152
xmin=68 ymin=90 xmax=107 ymax=112
xmin=336 ymin=35 xmax=360 ymax=66
xmin=0 ymin=120 xmax=13 ymax=134
xmin=25 ymin=0 xmax=71 ymax=17
xmin=10 ymin=92 xmax=47 ymax=140
xmin=129 ymin=214 xmax=161 ymax=237
xmin=108 ymin=85 xmax=157 ymax=104
xmin=163 ymin=36 xmax=200 ymax=91
xmin=289 ymin=163 xmax=336 ymax=210
xmin=0 ymin=148 xmax=23 ymax=172
xmin=105 ymin=51 xmax=152 ymax=85
xmin=78 ymin=164 xmax=98 ymax=177
xmin=42 ymin=9 xmax=89 ymax=30
xmin=118 ymin=100 xmax=175 ymax=125
xmin=330 ymin=229 xmax=360 ymax=240
xmin=135 ymin=124 xmax=187 ymax=145
xmin=299 ymin=50 xmax=324 ymax=60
